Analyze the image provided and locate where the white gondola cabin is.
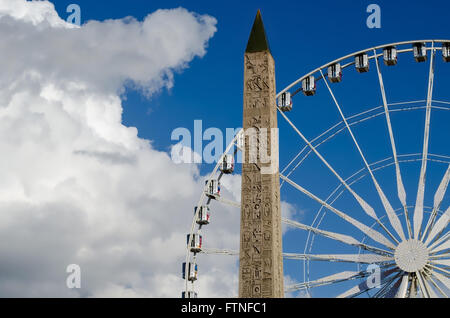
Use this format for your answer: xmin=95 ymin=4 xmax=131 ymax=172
xmin=278 ymin=92 xmax=292 ymax=112
xmin=442 ymin=43 xmax=450 ymax=62
xmin=220 ymin=154 xmax=234 ymax=174
xmin=182 ymin=262 xmax=198 ymax=282
xmin=302 ymin=76 xmax=316 ymax=96
xmin=383 ymin=46 xmax=398 ymax=66
xmin=195 ymin=206 xmax=210 ymax=225
xmin=327 ymin=63 xmax=342 ymax=83
xmin=413 ymin=42 xmax=427 ymax=62
xmin=205 ymin=179 xmax=220 ymax=198
xmin=182 ymin=291 xmax=198 ymax=299
xmin=187 ymin=234 xmax=202 ymax=253
xmin=355 ymin=53 xmax=369 ymax=73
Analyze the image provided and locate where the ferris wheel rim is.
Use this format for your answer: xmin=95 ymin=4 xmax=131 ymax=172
xmin=280 ymin=41 xmax=449 ymax=297
xmin=276 ymin=39 xmax=450 ymax=99
xmin=184 ymin=129 xmax=243 ymax=295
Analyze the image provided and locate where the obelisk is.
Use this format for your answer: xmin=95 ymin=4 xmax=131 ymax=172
xmin=239 ymin=10 xmax=284 ymax=298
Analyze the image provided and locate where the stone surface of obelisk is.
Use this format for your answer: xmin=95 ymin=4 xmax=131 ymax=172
xmin=239 ymin=10 xmax=284 ymax=298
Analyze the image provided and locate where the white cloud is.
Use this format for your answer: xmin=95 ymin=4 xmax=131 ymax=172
xmin=0 ymin=0 xmax=303 ymax=298
xmin=0 ymin=0 xmax=71 ymax=27
xmin=170 ymin=143 xmax=202 ymax=165
xmin=0 ymin=3 xmax=217 ymax=101
xmin=220 ymin=174 xmax=242 ymax=201
xmin=0 ymin=0 xmax=232 ymax=298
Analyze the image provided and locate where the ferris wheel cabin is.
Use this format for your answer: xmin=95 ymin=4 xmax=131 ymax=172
xmin=182 ymin=262 xmax=198 ymax=282
xmin=220 ymin=154 xmax=235 ymax=174
xmin=195 ymin=206 xmax=211 ymax=226
xmin=328 ymin=63 xmax=342 ymax=83
xmin=278 ymin=92 xmax=292 ymax=112
xmin=443 ymin=42 xmax=450 ymax=62
xmin=302 ymin=76 xmax=316 ymax=96
xmin=187 ymin=234 xmax=203 ymax=253
xmin=383 ymin=46 xmax=398 ymax=66
xmin=205 ymin=179 xmax=220 ymax=198
xmin=355 ymin=53 xmax=369 ymax=73
xmin=182 ymin=291 xmax=198 ymax=299
xmin=413 ymin=42 xmax=427 ymax=62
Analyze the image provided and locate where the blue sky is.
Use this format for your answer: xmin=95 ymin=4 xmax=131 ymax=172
xmin=51 ymin=0 xmax=450 ymax=153
xmin=46 ymin=0 xmax=450 ymax=297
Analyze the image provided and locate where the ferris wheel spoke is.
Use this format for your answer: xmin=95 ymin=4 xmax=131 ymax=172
xmin=413 ymin=43 xmax=436 ymax=240
xmin=281 ymin=145 xmax=308 ymax=176
xmin=280 ymin=174 xmax=396 ymax=249
xmin=429 ymin=252 xmax=450 ymax=260
xmin=374 ymin=51 xmax=412 ymax=239
xmin=382 ymin=275 xmax=404 ymax=298
xmin=428 ymin=231 xmax=449 ymax=251
xmin=431 ymin=238 xmax=450 ymax=254
xmin=408 ymin=276 xmax=418 ymax=298
xmin=283 ymin=253 xmax=394 ymax=264
xmin=211 ymin=196 xmax=241 ymax=208
xmin=278 ymin=110 xmax=400 ymax=244
xmin=423 ymin=277 xmax=439 ymax=298
xmin=422 ymin=164 xmax=450 ymax=242
xmin=416 ymin=271 xmax=432 ymax=298
xmin=431 ymin=259 xmax=450 ymax=267
xmin=281 ymin=117 xmax=350 ymax=177
xmin=430 ymin=270 xmax=450 ymax=289
xmin=201 ymin=248 xmax=239 ymax=256
xmin=373 ymin=273 xmax=402 ymax=298
xmin=337 ymin=268 xmax=398 ymax=298
xmin=395 ymin=274 xmax=410 ymax=298
xmin=282 ymin=105 xmax=387 ymax=185
xmin=282 ymin=218 xmax=393 ymax=256
xmin=425 ymin=206 xmax=450 ymax=246
xmin=320 ymin=68 xmax=406 ymax=242
xmin=428 ymin=264 xmax=450 ymax=276
xmin=285 ymin=270 xmax=372 ymax=292
xmin=280 ymin=148 xmax=312 ymax=188
xmin=426 ymin=273 xmax=449 ymax=298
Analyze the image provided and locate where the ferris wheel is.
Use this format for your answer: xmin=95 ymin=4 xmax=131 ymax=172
xmin=183 ymin=40 xmax=450 ymax=298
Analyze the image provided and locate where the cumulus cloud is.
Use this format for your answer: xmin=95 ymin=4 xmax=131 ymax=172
xmin=0 ymin=0 xmax=231 ymax=297
xmin=0 ymin=0 xmax=301 ymax=298
xmin=170 ymin=143 xmax=202 ymax=165
xmin=0 ymin=0 xmax=71 ymax=27
xmin=0 ymin=1 xmax=217 ymax=98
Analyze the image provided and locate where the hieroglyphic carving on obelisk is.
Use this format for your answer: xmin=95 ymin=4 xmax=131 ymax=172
xmin=239 ymin=10 xmax=284 ymax=298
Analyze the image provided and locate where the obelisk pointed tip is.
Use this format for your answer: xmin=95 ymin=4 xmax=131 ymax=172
xmin=245 ymin=10 xmax=271 ymax=54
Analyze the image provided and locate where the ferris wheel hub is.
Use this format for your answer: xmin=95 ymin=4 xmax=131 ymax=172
xmin=394 ymin=239 xmax=429 ymax=273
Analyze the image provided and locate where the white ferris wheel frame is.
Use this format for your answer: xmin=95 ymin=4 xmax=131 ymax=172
xmin=184 ymin=39 xmax=450 ymax=298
